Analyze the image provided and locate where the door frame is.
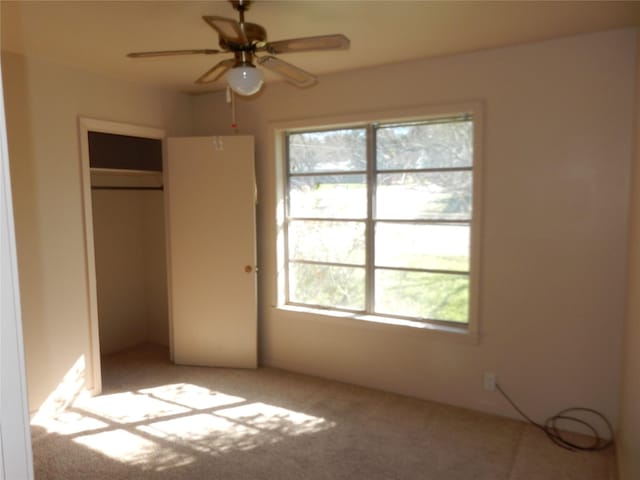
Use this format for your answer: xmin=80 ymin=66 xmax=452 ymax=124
xmin=78 ymin=117 xmax=165 ymax=396
xmin=1 ymin=58 xmax=34 ymax=480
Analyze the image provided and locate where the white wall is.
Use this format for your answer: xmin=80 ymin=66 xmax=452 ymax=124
xmin=618 ymin=28 xmax=640 ymax=480
xmin=2 ymin=51 xmax=192 ymax=412
xmin=193 ymin=29 xmax=636 ymax=425
xmin=92 ymin=189 xmax=169 ymax=355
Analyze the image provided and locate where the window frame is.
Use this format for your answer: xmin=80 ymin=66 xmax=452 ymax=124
xmin=273 ymin=102 xmax=483 ymax=339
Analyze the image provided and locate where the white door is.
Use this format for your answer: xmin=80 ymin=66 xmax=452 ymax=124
xmin=166 ymin=135 xmax=257 ymax=368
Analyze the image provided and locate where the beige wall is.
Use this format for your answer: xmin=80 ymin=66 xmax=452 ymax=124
xmin=2 ymin=51 xmax=192 ymax=411
xmin=143 ymin=191 xmax=170 ymax=347
xmin=92 ymin=190 xmax=147 ymax=354
xmin=193 ymin=29 xmax=636 ymax=425
xmin=92 ymin=189 xmax=169 ymax=355
xmin=618 ymin=28 xmax=640 ymax=480
xmin=2 ymin=23 xmax=637 ymax=437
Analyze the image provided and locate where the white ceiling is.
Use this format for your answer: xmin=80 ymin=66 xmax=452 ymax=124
xmin=2 ymin=1 xmax=639 ymax=95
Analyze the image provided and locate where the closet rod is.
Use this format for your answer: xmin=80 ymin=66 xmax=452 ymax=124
xmin=91 ymin=186 xmax=164 ymax=191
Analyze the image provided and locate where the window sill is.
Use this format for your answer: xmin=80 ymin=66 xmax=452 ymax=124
xmin=274 ymin=305 xmax=479 ymax=345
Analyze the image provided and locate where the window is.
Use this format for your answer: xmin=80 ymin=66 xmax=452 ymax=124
xmin=282 ymin=112 xmax=479 ymax=328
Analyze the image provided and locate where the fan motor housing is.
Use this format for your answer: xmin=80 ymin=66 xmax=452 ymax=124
xmin=230 ymin=0 xmax=252 ymax=12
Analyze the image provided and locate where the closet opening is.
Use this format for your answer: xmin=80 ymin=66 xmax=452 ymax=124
xmin=79 ymin=118 xmax=169 ymax=395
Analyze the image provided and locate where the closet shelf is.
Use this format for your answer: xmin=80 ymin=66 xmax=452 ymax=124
xmin=90 ymin=168 xmax=163 ymax=190
xmin=90 ymin=167 xmax=162 ymax=176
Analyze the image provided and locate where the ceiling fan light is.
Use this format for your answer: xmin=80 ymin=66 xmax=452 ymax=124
xmin=227 ymin=66 xmax=264 ymax=96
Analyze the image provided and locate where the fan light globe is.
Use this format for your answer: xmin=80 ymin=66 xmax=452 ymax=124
xmin=227 ymin=66 xmax=264 ymax=96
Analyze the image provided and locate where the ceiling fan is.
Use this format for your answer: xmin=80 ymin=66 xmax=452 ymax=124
xmin=127 ymin=0 xmax=350 ymax=95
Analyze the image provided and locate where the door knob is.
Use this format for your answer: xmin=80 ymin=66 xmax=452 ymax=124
xmin=244 ymin=265 xmax=253 ymax=273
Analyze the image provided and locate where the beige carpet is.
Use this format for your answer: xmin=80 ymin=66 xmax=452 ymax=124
xmin=31 ymin=344 xmax=616 ymax=479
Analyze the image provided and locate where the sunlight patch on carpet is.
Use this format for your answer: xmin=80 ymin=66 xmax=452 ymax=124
xmin=32 ymin=410 xmax=108 ymax=436
xmin=32 ymin=381 xmax=335 ymax=471
xmin=76 ymin=391 xmax=190 ymax=423
xmin=73 ymin=429 xmax=195 ymax=471
xmin=139 ymin=383 xmax=245 ymax=410
xmin=138 ymin=403 xmax=333 ymax=455
xmin=138 ymin=413 xmax=262 ymax=454
xmin=217 ymin=402 xmax=331 ymax=436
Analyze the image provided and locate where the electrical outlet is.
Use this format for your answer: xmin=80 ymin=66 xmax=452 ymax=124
xmin=483 ymin=372 xmax=496 ymax=391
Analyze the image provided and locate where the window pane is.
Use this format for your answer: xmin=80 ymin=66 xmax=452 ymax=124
xmin=289 ymin=129 xmax=367 ymax=173
xmin=289 ymin=263 xmax=365 ymax=310
xmin=376 ymin=171 xmax=471 ymax=220
xmin=289 ymin=174 xmax=366 ymax=218
xmin=289 ymin=220 xmax=365 ymax=264
xmin=376 ymin=223 xmax=469 ymax=271
xmin=375 ymin=270 xmax=469 ymax=322
xmin=377 ymin=120 xmax=472 ymax=170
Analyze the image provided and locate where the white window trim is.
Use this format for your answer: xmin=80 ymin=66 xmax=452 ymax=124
xmin=270 ymin=101 xmax=484 ymax=343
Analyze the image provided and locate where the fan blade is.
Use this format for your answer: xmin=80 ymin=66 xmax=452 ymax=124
xmin=263 ymin=34 xmax=349 ymax=54
xmin=196 ymin=58 xmax=235 ymax=84
xmin=203 ymin=16 xmax=248 ymax=44
xmin=127 ymin=49 xmax=221 ymax=58
xmin=258 ymin=56 xmax=317 ymax=88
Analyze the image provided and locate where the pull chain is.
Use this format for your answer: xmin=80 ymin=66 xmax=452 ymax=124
xmin=226 ymin=86 xmax=238 ymax=132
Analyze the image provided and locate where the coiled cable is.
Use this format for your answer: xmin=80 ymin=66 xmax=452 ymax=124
xmin=496 ymin=383 xmax=614 ymax=451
